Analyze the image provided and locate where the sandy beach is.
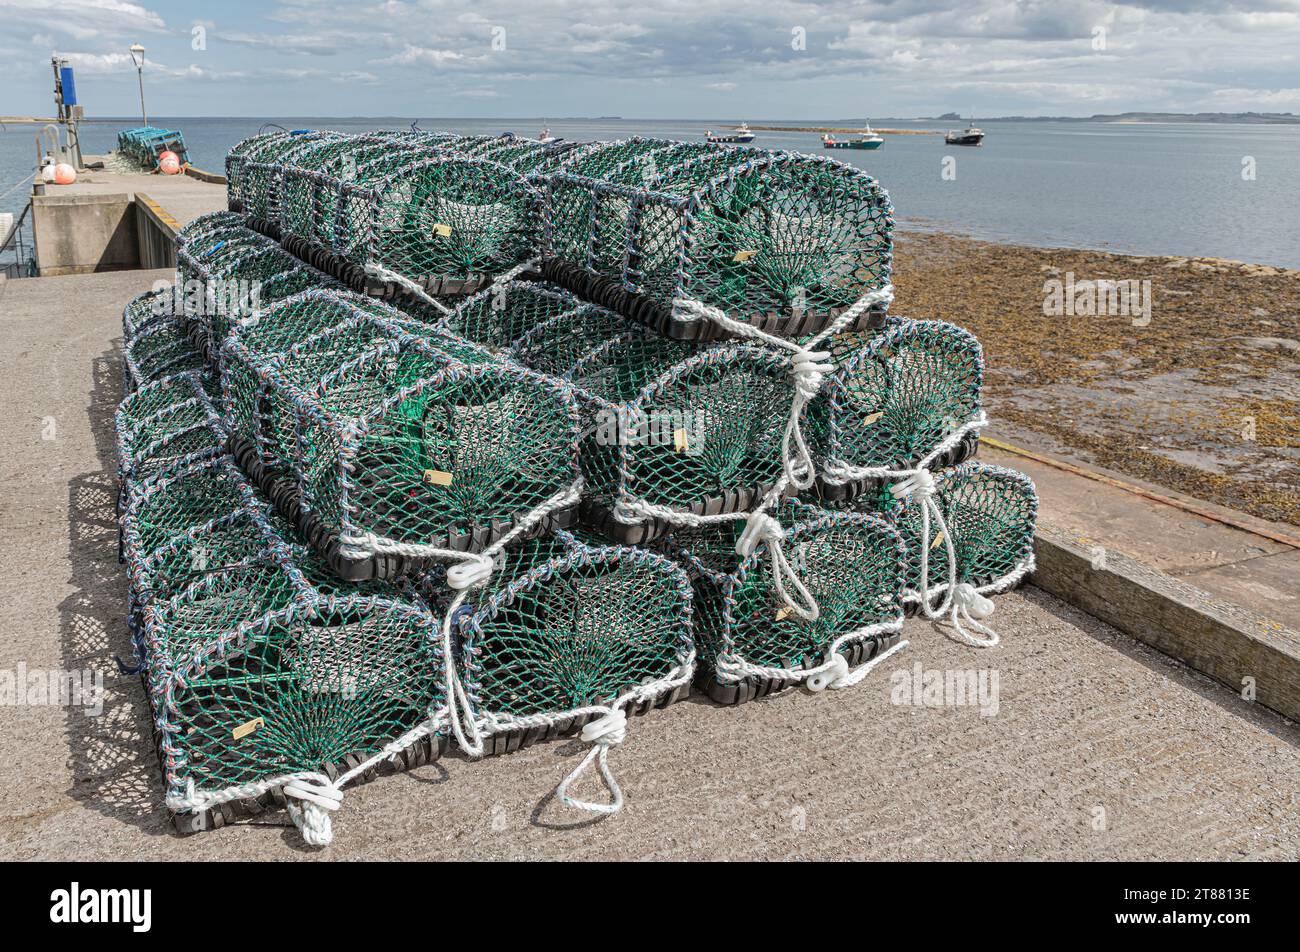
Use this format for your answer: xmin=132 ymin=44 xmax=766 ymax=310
xmin=894 ymin=232 xmax=1300 ymax=526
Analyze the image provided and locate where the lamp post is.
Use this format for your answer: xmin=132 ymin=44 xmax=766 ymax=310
xmin=128 ymin=43 xmax=148 ymax=128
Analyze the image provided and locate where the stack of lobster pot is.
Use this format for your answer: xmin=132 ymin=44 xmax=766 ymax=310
xmin=107 ymin=128 xmax=1037 ymax=848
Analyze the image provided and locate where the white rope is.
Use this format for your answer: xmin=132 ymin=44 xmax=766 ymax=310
xmin=713 ymin=616 xmax=904 ymax=685
xmin=649 ymin=285 xmax=893 ymax=621
xmin=283 ymin=774 xmax=344 ymax=847
xmin=807 ymin=637 xmax=910 ymax=692
xmin=890 ymin=468 xmax=1007 ymax=649
xmin=363 ymin=261 xmax=453 ymax=315
xmin=735 ymin=511 xmax=819 ymax=622
xmin=948 ymin=583 xmax=999 ymax=647
xmin=165 ymin=712 xmax=449 ymax=847
xmin=555 ymin=708 xmax=627 ymax=814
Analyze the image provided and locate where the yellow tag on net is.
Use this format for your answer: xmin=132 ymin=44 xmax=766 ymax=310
xmin=732 ymin=249 xmax=758 ymax=263
xmin=674 ymin=428 xmax=690 ymax=452
xmin=930 ymin=531 xmax=946 ymax=550
xmin=424 ymin=469 xmax=454 ymax=487
xmin=775 ymin=607 xmax=792 ymax=621
xmin=232 ymin=717 xmax=264 ymax=741
xmin=861 ymin=411 xmax=883 ymax=425
xmin=432 ymin=223 xmax=452 ymax=237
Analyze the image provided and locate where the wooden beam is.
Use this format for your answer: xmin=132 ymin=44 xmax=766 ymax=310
xmin=1032 ymin=521 xmax=1300 ymax=722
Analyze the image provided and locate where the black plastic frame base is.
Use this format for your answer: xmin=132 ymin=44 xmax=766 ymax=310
xmin=179 ymin=313 xmax=217 ymax=368
xmin=482 ymin=682 xmax=690 ymax=757
xmin=531 ymin=257 xmax=888 ymax=342
xmin=700 ymin=631 xmax=905 ymax=706
xmin=806 ymin=430 xmax=981 ymax=504
xmin=227 ymin=433 xmax=579 ymax=581
xmin=579 ymin=479 xmax=788 ymax=546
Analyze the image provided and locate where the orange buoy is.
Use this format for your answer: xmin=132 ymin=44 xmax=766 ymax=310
xmin=158 ymin=151 xmax=181 ymax=175
xmin=53 ymin=163 xmax=77 ymax=185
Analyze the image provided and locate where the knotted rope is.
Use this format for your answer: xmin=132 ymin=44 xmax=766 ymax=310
xmin=555 ymin=708 xmax=628 ymax=814
xmin=284 ymin=774 xmax=344 ymax=847
xmin=661 ymin=285 xmax=894 ymax=620
xmin=891 ymin=469 xmax=1001 ymax=648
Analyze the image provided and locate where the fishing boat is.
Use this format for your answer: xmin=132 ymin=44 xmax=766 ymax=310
xmin=945 ymin=119 xmax=985 ymax=146
xmin=822 ymin=122 xmax=884 ymax=150
xmin=705 ymin=122 xmax=755 ymax=144
xmin=538 ymin=125 xmax=563 ymax=144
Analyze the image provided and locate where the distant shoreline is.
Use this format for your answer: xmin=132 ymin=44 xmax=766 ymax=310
xmin=749 ymin=125 xmax=940 ymax=135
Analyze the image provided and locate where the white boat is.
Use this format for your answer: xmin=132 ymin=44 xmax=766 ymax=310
xmin=538 ymin=126 xmax=562 ymax=144
xmin=705 ymin=122 xmax=755 ymax=144
xmin=822 ymin=121 xmax=884 ymax=150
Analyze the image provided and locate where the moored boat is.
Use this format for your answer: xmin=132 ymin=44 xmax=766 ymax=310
xmin=822 ymin=122 xmax=884 ymax=150
xmin=945 ymin=120 xmax=985 ymax=146
xmin=705 ymin=122 xmax=755 ymax=144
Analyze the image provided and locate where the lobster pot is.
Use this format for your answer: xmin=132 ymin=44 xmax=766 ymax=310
xmin=809 ymin=316 xmax=985 ymax=501
xmin=115 ymin=370 xmax=226 ymax=499
xmin=273 ymin=133 xmax=463 ymax=255
xmin=123 ymin=289 xmax=207 ymax=392
xmin=460 ymin=136 xmax=584 ymax=175
xmin=232 ymin=132 xmax=544 ymax=298
xmin=423 ymin=527 xmax=695 ymax=754
xmin=175 ymin=222 xmax=338 ymax=356
xmin=232 ymin=131 xmax=344 ymax=223
xmin=332 ymin=152 xmax=546 ymax=299
xmin=441 ymin=280 xmax=644 ymax=376
xmin=541 ymin=138 xmax=894 ymax=339
xmin=662 ymin=502 xmax=906 ymax=704
xmin=118 ymin=127 xmax=188 ymax=170
xmin=563 ymin=335 xmax=794 ymax=543
xmin=444 ymin=285 xmax=795 ymax=543
xmin=835 ymin=462 xmax=1038 ymax=609
xmin=174 ymin=210 xmax=248 ymax=253
xmin=121 ymin=457 xmax=446 ymax=833
xmin=221 ymin=288 xmax=583 ymax=580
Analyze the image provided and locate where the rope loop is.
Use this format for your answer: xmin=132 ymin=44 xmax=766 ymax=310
xmin=948 ymin=582 xmax=1000 ymax=647
xmin=557 ymin=708 xmax=628 ymax=815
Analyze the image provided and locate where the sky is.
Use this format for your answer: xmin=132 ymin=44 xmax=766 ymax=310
xmin=2 ymin=0 xmax=1299 ymax=119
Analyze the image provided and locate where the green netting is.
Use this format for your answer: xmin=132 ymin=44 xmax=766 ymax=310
xmin=812 ymin=316 xmax=985 ymax=485
xmin=546 ymin=138 xmax=893 ymax=330
xmin=121 ymin=457 xmax=446 ymax=836
xmin=220 ymin=288 xmax=582 ymax=565
xmin=423 ymin=527 xmax=694 ymax=729
xmin=123 ymin=289 xmax=207 ymax=391
xmin=662 ymin=501 xmax=904 ymax=682
xmin=563 ymin=335 xmax=791 ymax=514
xmin=439 ymin=279 xmax=647 ymax=376
xmin=437 ymin=279 xmax=798 ymax=528
xmin=828 ymin=461 xmax=1038 ymax=601
xmin=230 ymin=131 xmax=547 ymax=295
xmin=438 ymin=279 xmax=583 ymax=352
xmin=175 ymin=220 xmax=339 ymax=351
xmin=237 ymin=131 xmax=345 ymax=221
xmin=115 ymin=370 xmax=225 ymax=493
xmin=174 ymin=210 xmax=248 ymax=254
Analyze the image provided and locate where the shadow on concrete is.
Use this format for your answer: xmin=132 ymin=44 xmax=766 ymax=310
xmin=58 ymin=348 xmax=172 ymax=834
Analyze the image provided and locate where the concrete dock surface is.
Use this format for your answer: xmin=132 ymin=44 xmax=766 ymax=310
xmin=0 ymin=269 xmax=1296 ymax=860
